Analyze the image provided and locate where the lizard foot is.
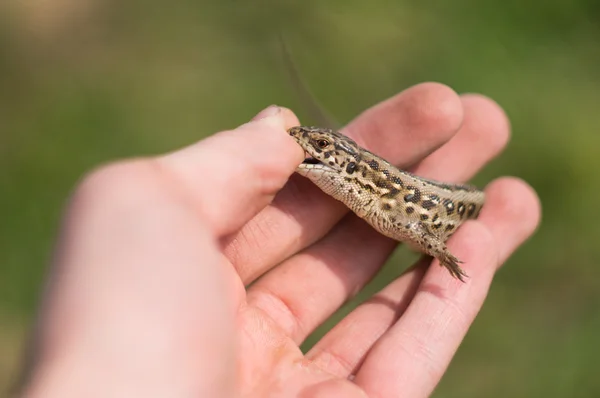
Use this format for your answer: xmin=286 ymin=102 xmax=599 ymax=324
xmin=437 ymin=251 xmax=469 ymax=282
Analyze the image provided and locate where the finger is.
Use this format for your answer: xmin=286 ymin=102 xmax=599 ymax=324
xmin=246 ymin=94 xmax=510 ymax=344
xmin=478 ymin=177 xmax=541 ymax=261
xmin=412 ymin=94 xmax=510 ymax=180
xmin=344 ymin=83 xmax=464 ymax=162
xmin=352 ymin=178 xmax=540 ymax=397
xmin=158 ymin=106 xmax=304 ymax=237
xmin=225 ymin=83 xmax=465 ymax=282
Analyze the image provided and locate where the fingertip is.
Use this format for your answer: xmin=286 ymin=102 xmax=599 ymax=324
xmin=156 ymin=106 xmax=305 ymax=236
xmin=481 ymin=177 xmax=541 ymax=261
xmin=402 ymin=82 xmax=464 ymax=137
xmin=454 ymin=220 xmax=497 ymax=264
xmin=484 ymin=176 xmax=542 ymax=228
xmin=460 ymin=94 xmax=511 ymax=157
xmin=279 ymin=106 xmax=301 ymax=129
xmin=435 ymin=220 xmax=499 ymax=284
xmin=252 ymin=105 xmax=282 ymax=121
xmin=455 ymin=220 xmax=496 ymax=251
xmin=244 ymin=105 xmax=285 ymax=133
xmin=412 ymin=92 xmax=511 ymax=182
xmin=346 ymin=82 xmax=464 ymax=164
xmin=249 ymin=105 xmax=300 ymax=131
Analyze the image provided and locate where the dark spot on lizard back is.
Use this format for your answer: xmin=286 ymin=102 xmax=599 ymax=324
xmin=432 ymin=213 xmax=443 ymax=229
xmin=403 ymin=186 xmax=421 ymax=203
xmin=421 ymin=200 xmax=436 ymax=210
xmin=428 ymin=194 xmax=441 ymax=204
xmin=420 ymin=214 xmax=429 ymax=221
xmin=457 ymin=202 xmax=466 ymax=218
xmin=373 ymin=178 xmax=392 ymax=189
xmin=405 ymin=206 xmax=415 ymax=214
xmin=390 ymin=176 xmax=404 ymax=187
xmin=363 ymin=184 xmax=376 ymax=193
xmin=443 ymin=199 xmax=455 ymax=215
xmin=367 ymin=159 xmax=379 ymax=170
xmin=466 ymin=203 xmax=477 ymax=218
xmin=382 ymin=187 xmax=400 ymax=199
xmin=382 ymin=203 xmax=392 ymax=210
xmin=346 ymin=162 xmax=357 ymax=174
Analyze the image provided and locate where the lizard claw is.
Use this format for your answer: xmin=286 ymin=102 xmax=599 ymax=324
xmin=439 ymin=253 xmax=469 ymax=282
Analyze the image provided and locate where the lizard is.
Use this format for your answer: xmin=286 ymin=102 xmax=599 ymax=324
xmin=288 ymin=125 xmax=485 ymax=282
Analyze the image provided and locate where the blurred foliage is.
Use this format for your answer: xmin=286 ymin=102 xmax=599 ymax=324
xmin=2 ymin=0 xmax=600 ymax=396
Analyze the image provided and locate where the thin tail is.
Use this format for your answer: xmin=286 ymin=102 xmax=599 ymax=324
xmin=278 ymin=32 xmax=340 ymax=129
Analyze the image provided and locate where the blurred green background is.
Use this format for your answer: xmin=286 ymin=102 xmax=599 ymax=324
xmin=1 ymin=0 xmax=599 ymax=396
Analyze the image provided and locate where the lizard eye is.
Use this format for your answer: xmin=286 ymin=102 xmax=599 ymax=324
xmin=316 ymin=139 xmax=330 ymax=149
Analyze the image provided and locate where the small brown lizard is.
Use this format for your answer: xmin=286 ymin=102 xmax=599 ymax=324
xmin=288 ymin=126 xmax=485 ymax=281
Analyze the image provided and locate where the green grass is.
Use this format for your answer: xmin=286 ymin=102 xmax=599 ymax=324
xmin=2 ymin=1 xmax=600 ymax=396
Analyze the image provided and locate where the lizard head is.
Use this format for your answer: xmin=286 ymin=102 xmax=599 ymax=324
xmin=288 ymin=126 xmax=361 ymax=174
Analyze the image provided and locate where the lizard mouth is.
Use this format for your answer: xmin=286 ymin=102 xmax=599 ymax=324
xmin=298 ymin=155 xmax=336 ymax=172
xmin=302 ymin=157 xmax=321 ymax=165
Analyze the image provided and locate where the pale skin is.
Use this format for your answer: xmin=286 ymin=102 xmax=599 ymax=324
xmin=22 ymin=83 xmax=540 ymax=398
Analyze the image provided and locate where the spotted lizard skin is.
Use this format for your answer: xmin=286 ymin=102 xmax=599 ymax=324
xmin=288 ymin=126 xmax=485 ymax=281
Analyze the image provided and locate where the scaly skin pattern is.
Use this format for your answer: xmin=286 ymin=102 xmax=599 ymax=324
xmin=288 ymin=126 xmax=485 ymax=282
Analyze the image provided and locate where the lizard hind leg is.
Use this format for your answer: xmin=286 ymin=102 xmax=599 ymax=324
xmin=435 ymin=249 xmax=468 ymax=282
xmin=410 ymin=222 xmax=469 ymax=282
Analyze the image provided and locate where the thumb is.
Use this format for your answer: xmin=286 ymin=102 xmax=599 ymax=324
xmin=159 ymin=106 xmax=304 ymax=237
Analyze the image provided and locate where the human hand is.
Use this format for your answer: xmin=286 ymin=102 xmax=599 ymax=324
xmin=22 ymin=83 xmax=540 ymax=398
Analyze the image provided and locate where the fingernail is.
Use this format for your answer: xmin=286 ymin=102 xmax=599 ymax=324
xmin=253 ymin=105 xmax=281 ymax=120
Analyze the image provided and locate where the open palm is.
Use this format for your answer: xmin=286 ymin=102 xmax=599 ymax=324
xmin=25 ymin=83 xmax=539 ymax=398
